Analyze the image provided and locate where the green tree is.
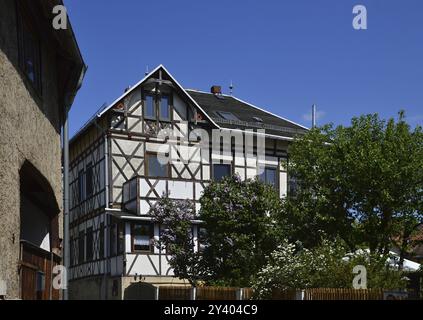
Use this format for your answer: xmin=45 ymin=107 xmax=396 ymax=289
xmin=285 ymin=112 xmax=423 ymax=258
xmin=199 ymin=175 xmax=285 ymax=287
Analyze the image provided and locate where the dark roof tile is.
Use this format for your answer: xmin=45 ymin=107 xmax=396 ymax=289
xmin=186 ymin=90 xmax=308 ymax=138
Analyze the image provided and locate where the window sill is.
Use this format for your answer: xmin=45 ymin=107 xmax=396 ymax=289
xmin=132 ymin=250 xmax=154 ymax=255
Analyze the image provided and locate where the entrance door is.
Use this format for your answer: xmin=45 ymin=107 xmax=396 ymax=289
xmin=19 ymin=241 xmax=60 ymax=300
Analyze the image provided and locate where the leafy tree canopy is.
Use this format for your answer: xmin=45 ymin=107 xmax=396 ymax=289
xmin=285 ymin=112 xmax=423 ymax=260
xmin=199 ymin=175 xmax=285 ymax=287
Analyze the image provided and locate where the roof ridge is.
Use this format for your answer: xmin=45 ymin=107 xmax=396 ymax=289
xmin=185 ymin=88 xmax=234 ymax=98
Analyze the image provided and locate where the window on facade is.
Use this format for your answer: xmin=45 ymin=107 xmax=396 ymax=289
xmin=118 ymin=223 xmax=124 ymax=254
xmin=17 ymin=12 xmax=42 ymax=95
xmin=147 ymin=153 xmax=168 ymax=178
xmin=132 ymin=223 xmax=153 ymax=253
xmin=216 ymin=111 xmax=239 ymax=121
xmin=145 ymin=94 xmax=156 ymax=119
xmin=110 ymin=224 xmax=117 ymax=256
xmin=198 ymin=227 xmax=208 ymax=253
xmin=78 ymin=170 xmax=85 ymax=203
xmin=86 ymin=227 xmax=93 ymax=261
xmin=213 ymin=164 xmax=231 ymax=182
xmin=123 ymin=179 xmax=136 ymax=203
xmin=109 ymin=222 xmax=124 ymax=256
xmin=70 ymin=237 xmax=75 ymax=266
xmin=99 ymin=223 xmax=104 ymax=259
xmin=86 ymin=163 xmax=93 ymax=197
xmin=78 ymin=231 xmax=85 ymax=264
xmin=258 ymin=167 xmax=277 ymax=187
xmin=288 ymin=175 xmax=299 ymax=197
xmin=159 ymin=95 xmax=170 ymax=121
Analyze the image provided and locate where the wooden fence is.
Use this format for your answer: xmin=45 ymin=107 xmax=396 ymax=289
xmin=271 ymin=288 xmax=385 ymax=300
xmin=197 ymin=287 xmax=238 ymax=300
xmin=303 ymin=288 xmax=384 ymax=300
xmin=158 ymin=286 xmax=191 ymax=300
xmin=243 ymin=288 xmax=254 ymax=300
xmin=158 ymin=286 xmax=392 ymax=300
xmin=271 ymin=289 xmax=298 ymax=300
xmin=158 ymin=286 xmax=251 ymax=300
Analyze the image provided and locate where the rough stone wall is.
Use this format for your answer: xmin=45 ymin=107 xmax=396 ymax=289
xmin=69 ymin=276 xmax=189 ymax=300
xmin=0 ymin=0 xmax=63 ymax=299
xmin=121 ymin=276 xmax=189 ymax=300
xmin=69 ymin=277 xmax=121 ymax=300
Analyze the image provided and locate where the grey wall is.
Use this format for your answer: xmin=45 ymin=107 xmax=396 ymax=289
xmin=0 ymin=0 xmax=64 ymax=299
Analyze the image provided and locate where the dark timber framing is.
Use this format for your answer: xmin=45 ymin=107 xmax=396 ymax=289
xmin=67 ymin=65 xmax=304 ymax=296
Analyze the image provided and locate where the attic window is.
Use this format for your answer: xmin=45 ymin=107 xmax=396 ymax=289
xmin=253 ymin=117 xmax=263 ymax=123
xmin=216 ymin=111 xmax=239 ymax=121
xmin=145 ymin=94 xmax=156 ymax=119
xmin=17 ymin=10 xmax=42 ymax=95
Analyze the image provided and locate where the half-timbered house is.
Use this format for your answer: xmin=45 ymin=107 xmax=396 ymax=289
xmin=68 ymin=65 xmax=308 ymax=299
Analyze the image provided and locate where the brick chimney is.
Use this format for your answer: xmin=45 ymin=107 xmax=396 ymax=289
xmin=210 ymin=85 xmax=222 ymax=95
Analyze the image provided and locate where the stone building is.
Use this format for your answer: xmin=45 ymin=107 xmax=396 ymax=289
xmin=0 ymin=0 xmax=85 ymax=299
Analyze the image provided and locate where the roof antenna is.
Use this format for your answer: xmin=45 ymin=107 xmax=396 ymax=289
xmin=312 ymin=104 xmax=317 ymax=128
xmin=229 ymin=80 xmax=234 ymax=96
xmin=145 ymin=65 xmax=149 ymax=76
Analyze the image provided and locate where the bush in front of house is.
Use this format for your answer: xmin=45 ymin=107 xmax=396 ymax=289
xmin=252 ymin=238 xmax=407 ymax=299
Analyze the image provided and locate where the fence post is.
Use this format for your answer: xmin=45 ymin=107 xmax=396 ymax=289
xmin=191 ymin=287 xmax=197 ymax=300
xmin=295 ymin=290 xmax=305 ymax=301
xmin=236 ymin=288 xmax=243 ymax=300
xmin=155 ymin=286 xmax=160 ymax=300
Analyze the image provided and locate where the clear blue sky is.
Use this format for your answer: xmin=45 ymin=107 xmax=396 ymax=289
xmin=66 ymin=0 xmax=423 ymax=137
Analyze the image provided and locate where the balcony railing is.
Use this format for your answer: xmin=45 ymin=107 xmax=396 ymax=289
xmin=122 ymin=176 xmax=207 ymax=216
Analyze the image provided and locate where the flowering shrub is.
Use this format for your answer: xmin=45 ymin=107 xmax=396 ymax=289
xmin=252 ymin=239 xmax=407 ymax=299
xmin=150 ymin=196 xmax=203 ymax=286
xmin=151 ymin=176 xmax=286 ymax=288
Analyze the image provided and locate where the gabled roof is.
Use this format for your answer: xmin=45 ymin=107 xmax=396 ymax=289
xmin=186 ymin=90 xmax=308 ymax=138
xmin=97 ymin=65 xmax=218 ymax=128
xmin=71 ymin=65 xmax=219 ymax=143
xmin=71 ymin=65 xmax=308 ymax=143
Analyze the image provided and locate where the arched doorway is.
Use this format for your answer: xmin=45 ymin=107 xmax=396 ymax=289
xmin=19 ymin=161 xmax=62 ymax=300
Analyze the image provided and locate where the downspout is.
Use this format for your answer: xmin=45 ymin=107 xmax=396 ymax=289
xmin=63 ymin=65 xmax=87 ymax=301
xmin=63 ymin=106 xmax=70 ymax=301
xmin=103 ymin=132 xmax=110 ymax=300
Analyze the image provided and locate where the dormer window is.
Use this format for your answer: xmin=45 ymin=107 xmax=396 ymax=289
xmin=159 ymin=95 xmax=170 ymax=121
xmin=145 ymin=94 xmax=156 ymax=119
xmin=144 ymin=93 xmax=171 ymax=121
xmin=216 ymin=111 xmax=239 ymax=121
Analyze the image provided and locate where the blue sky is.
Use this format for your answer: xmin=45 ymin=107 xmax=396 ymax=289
xmin=66 ymin=0 xmax=423 ymax=137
